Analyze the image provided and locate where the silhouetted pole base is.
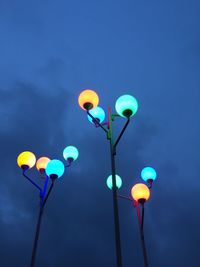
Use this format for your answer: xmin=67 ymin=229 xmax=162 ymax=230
xmin=30 ymin=200 xmax=44 ymax=267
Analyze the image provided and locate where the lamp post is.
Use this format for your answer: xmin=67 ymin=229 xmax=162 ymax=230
xmin=17 ymin=146 xmax=79 ymax=267
xmin=78 ymin=89 xmax=138 ymax=267
xmin=118 ymin=166 xmax=157 ymax=267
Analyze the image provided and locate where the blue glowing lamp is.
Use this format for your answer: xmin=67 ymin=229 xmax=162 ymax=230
xmin=87 ymin=106 xmax=106 ymax=124
xmin=106 ymin=175 xmax=122 ymax=190
xmin=115 ymin=94 xmax=138 ymax=118
xmin=45 ymin=159 xmax=65 ymax=179
xmin=141 ymin=167 xmax=157 ymax=183
xmin=63 ymin=146 xmax=79 ymax=162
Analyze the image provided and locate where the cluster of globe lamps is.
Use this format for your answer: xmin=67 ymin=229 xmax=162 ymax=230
xmin=17 ymin=146 xmax=79 ymax=267
xmin=17 ymin=146 xmax=79 ymax=180
xmin=78 ymin=89 xmax=157 ymax=267
xmin=17 ymin=89 xmax=157 ymax=267
xmin=78 ymin=89 xmax=157 ymax=204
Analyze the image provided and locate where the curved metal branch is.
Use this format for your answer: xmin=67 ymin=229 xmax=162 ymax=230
xmin=23 ymin=170 xmax=42 ymax=192
xmin=113 ymin=118 xmax=130 ymax=149
xmin=42 ymin=181 xmax=54 ymax=208
xmin=87 ymin=111 xmax=108 ymax=133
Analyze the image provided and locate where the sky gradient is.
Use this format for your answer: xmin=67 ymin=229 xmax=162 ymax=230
xmin=0 ymin=0 xmax=200 ymax=266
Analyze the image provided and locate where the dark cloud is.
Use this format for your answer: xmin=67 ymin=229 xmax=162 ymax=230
xmin=0 ymin=0 xmax=200 ymax=266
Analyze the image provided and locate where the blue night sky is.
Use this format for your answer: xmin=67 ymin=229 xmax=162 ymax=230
xmin=0 ymin=0 xmax=200 ymax=266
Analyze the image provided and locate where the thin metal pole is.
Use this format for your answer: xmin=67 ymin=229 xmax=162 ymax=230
xmin=30 ymin=182 xmax=54 ymax=267
xmin=30 ymin=198 xmax=44 ymax=267
xmin=136 ymin=204 xmax=149 ymax=267
xmin=109 ymin=110 xmax=123 ymax=267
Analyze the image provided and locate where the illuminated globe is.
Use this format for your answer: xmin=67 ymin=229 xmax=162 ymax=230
xmin=17 ymin=151 xmax=36 ymax=169
xmin=36 ymin=157 xmax=50 ymax=172
xmin=45 ymin=159 xmax=65 ymax=179
xmin=141 ymin=167 xmax=157 ymax=182
xmin=87 ymin=106 xmax=105 ymax=124
xmin=78 ymin=89 xmax=99 ymax=110
xmin=63 ymin=146 xmax=79 ymax=161
xmin=131 ymin=183 xmax=150 ymax=202
xmin=106 ymin=175 xmax=122 ymax=190
xmin=115 ymin=94 xmax=138 ymax=118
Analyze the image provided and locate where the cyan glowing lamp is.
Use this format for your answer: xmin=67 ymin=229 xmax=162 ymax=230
xmin=115 ymin=94 xmax=138 ymax=118
xmin=45 ymin=159 xmax=65 ymax=179
xmin=141 ymin=167 xmax=157 ymax=183
xmin=87 ymin=106 xmax=105 ymax=124
xmin=36 ymin=157 xmax=50 ymax=173
xmin=63 ymin=146 xmax=79 ymax=162
xmin=17 ymin=151 xmax=36 ymax=170
xmin=78 ymin=89 xmax=99 ymax=110
xmin=131 ymin=183 xmax=150 ymax=203
xmin=106 ymin=175 xmax=122 ymax=190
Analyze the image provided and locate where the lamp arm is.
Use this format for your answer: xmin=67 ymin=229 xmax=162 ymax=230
xmin=42 ymin=181 xmax=54 ymax=208
xmin=23 ymin=170 xmax=42 ymax=192
xmin=117 ymin=194 xmax=132 ymax=202
xmin=41 ymin=175 xmax=49 ymax=201
xmin=87 ymin=111 xmax=108 ymax=133
xmin=113 ymin=117 xmax=130 ymax=150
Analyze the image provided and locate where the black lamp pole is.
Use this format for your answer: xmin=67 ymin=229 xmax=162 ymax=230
xmin=136 ymin=202 xmax=149 ymax=267
xmin=87 ymin=108 xmax=130 ymax=267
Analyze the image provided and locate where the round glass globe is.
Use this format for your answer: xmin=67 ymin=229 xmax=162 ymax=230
xmin=17 ymin=151 xmax=36 ymax=169
xmin=63 ymin=146 xmax=79 ymax=161
xmin=87 ymin=106 xmax=105 ymax=124
xmin=45 ymin=159 xmax=65 ymax=179
xmin=115 ymin=94 xmax=138 ymax=118
xmin=78 ymin=89 xmax=99 ymax=110
xmin=141 ymin=167 xmax=157 ymax=182
xmin=131 ymin=183 xmax=150 ymax=202
xmin=106 ymin=175 xmax=122 ymax=190
xmin=36 ymin=157 xmax=50 ymax=172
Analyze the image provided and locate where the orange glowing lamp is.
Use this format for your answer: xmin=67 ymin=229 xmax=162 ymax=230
xmin=36 ymin=157 xmax=50 ymax=173
xmin=131 ymin=183 xmax=150 ymax=203
xmin=78 ymin=89 xmax=99 ymax=110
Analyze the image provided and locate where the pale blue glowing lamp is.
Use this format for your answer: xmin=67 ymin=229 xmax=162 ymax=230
xmin=141 ymin=167 xmax=157 ymax=185
xmin=115 ymin=94 xmax=138 ymax=118
xmin=45 ymin=159 xmax=65 ymax=180
xmin=63 ymin=146 xmax=79 ymax=164
xmin=87 ymin=106 xmax=106 ymax=124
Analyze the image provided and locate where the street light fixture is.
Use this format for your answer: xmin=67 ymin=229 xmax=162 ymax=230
xmin=118 ymin=166 xmax=157 ymax=267
xmin=78 ymin=89 xmax=138 ymax=267
xmin=17 ymin=146 xmax=79 ymax=267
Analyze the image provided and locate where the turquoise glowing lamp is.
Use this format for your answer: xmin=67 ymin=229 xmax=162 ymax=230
xmin=45 ymin=159 xmax=65 ymax=180
xmin=115 ymin=94 xmax=138 ymax=118
xmin=63 ymin=146 xmax=79 ymax=163
xmin=87 ymin=106 xmax=105 ymax=124
xmin=106 ymin=175 xmax=122 ymax=190
xmin=141 ymin=167 xmax=157 ymax=184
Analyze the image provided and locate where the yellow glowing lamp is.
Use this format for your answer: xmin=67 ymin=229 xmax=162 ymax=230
xmin=17 ymin=151 xmax=36 ymax=170
xmin=131 ymin=183 xmax=150 ymax=203
xmin=36 ymin=157 xmax=50 ymax=173
xmin=78 ymin=89 xmax=99 ymax=110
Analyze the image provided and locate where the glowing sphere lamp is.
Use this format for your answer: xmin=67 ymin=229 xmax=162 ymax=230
xmin=87 ymin=106 xmax=105 ymax=124
xmin=131 ymin=183 xmax=150 ymax=203
xmin=63 ymin=146 xmax=79 ymax=162
xmin=36 ymin=157 xmax=50 ymax=173
xmin=78 ymin=89 xmax=99 ymax=110
xmin=106 ymin=175 xmax=122 ymax=190
xmin=115 ymin=94 xmax=138 ymax=118
xmin=45 ymin=159 xmax=65 ymax=179
xmin=141 ymin=167 xmax=157 ymax=183
xmin=17 ymin=151 xmax=36 ymax=170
